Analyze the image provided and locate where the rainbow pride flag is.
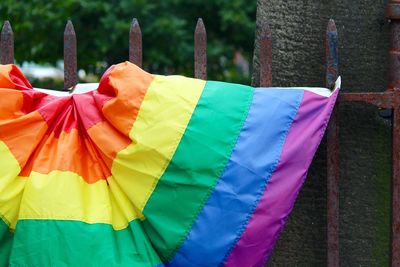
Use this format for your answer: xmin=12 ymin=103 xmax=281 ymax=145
xmin=0 ymin=62 xmax=339 ymax=267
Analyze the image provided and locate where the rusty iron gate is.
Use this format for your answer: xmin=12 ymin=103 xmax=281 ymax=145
xmin=1 ymin=1 xmax=400 ymax=266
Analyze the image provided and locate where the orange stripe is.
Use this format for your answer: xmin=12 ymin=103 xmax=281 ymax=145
xmin=0 ymin=65 xmax=30 ymax=120
xmin=0 ymin=64 xmax=32 ymax=90
xmin=0 ymin=65 xmax=47 ymax=170
xmin=0 ymin=89 xmax=24 ymax=119
xmin=0 ymin=110 xmax=119 ymax=183
xmin=19 ymin=120 xmax=132 ymax=182
xmin=19 ymin=128 xmax=116 ymax=183
xmin=0 ymin=65 xmax=19 ymax=89
xmin=86 ymin=120 xmax=131 ymax=166
xmin=98 ymin=61 xmax=154 ymax=136
xmin=0 ymin=111 xmax=48 ymax=168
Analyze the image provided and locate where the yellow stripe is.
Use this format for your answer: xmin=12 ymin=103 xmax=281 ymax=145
xmin=0 ymin=76 xmax=204 ymax=230
xmin=0 ymin=142 xmax=140 ymax=231
xmin=111 ymin=75 xmax=205 ymax=216
xmin=0 ymin=141 xmax=24 ymax=230
xmin=16 ymin=171 xmax=138 ymax=230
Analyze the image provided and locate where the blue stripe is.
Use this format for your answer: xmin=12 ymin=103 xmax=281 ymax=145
xmin=165 ymin=88 xmax=304 ymax=266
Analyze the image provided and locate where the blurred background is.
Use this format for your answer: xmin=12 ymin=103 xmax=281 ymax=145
xmin=0 ymin=0 xmax=256 ymax=89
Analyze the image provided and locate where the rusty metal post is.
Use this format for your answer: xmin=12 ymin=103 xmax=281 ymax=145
xmin=391 ymin=79 xmax=400 ymax=267
xmin=259 ymin=22 xmax=272 ymax=87
xmin=326 ymin=19 xmax=339 ymax=267
xmin=1 ymin=21 xmax=14 ymax=64
xmin=129 ymin=18 xmax=142 ymax=67
xmin=386 ymin=1 xmax=400 ymax=265
xmin=194 ymin=18 xmax=207 ymax=79
xmin=64 ymin=20 xmax=77 ymax=90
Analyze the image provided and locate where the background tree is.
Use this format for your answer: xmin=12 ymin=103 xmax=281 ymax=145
xmin=0 ymin=0 xmax=256 ymax=84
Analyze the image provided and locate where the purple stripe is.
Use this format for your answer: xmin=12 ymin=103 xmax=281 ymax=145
xmin=223 ymin=89 xmax=339 ymax=267
xmin=165 ymin=88 xmax=303 ymax=266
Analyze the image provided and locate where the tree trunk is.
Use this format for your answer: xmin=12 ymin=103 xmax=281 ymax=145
xmin=253 ymin=1 xmax=391 ymax=266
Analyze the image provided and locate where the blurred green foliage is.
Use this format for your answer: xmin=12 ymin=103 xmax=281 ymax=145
xmin=0 ymin=0 xmax=256 ymax=83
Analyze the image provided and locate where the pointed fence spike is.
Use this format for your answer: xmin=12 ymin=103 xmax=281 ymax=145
xmin=259 ymin=22 xmax=272 ymax=87
xmin=194 ymin=18 xmax=207 ymax=79
xmin=129 ymin=18 xmax=142 ymax=67
xmin=195 ymin=18 xmax=206 ymax=34
xmin=327 ymin=19 xmax=337 ymax=32
xmin=326 ymin=19 xmax=338 ymax=88
xmin=64 ymin=20 xmax=75 ymax=35
xmin=64 ymin=20 xmax=77 ymax=90
xmin=1 ymin=21 xmax=14 ymax=64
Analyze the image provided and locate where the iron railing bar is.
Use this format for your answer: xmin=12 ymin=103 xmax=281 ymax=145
xmin=194 ymin=18 xmax=207 ymax=79
xmin=386 ymin=1 xmax=400 ymax=265
xmin=64 ymin=20 xmax=77 ymax=90
xmin=0 ymin=21 xmax=14 ymax=64
xmin=340 ymin=92 xmax=394 ymax=108
xmin=326 ymin=18 xmax=340 ymax=267
xmin=129 ymin=18 xmax=142 ymax=67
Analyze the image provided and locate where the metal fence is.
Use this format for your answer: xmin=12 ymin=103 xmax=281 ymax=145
xmin=1 ymin=1 xmax=400 ymax=266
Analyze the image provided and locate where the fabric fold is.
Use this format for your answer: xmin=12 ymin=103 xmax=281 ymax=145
xmin=0 ymin=62 xmax=339 ymax=266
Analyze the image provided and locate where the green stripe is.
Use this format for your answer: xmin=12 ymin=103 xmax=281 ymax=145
xmin=142 ymin=81 xmax=254 ymax=260
xmin=0 ymin=219 xmax=13 ymax=267
xmin=8 ymin=220 xmax=161 ymax=267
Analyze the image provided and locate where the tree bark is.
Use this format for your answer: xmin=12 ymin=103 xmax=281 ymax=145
xmin=253 ymin=1 xmax=391 ymax=266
